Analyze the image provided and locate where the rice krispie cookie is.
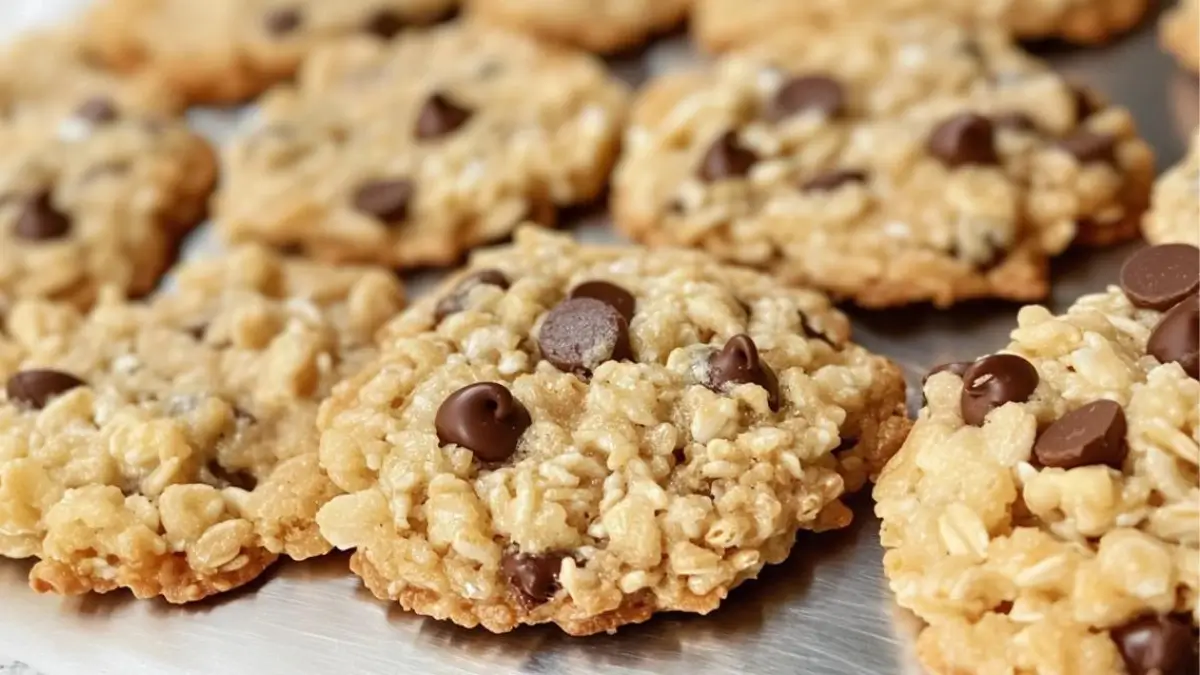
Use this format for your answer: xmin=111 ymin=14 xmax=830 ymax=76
xmin=217 ymin=26 xmax=629 ymax=269
xmin=315 ymin=228 xmax=911 ymax=634
xmin=0 ymin=246 xmax=405 ymax=603
xmin=874 ymin=243 xmax=1200 ymax=674
xmin=693 ymin=0 xmax=1151 ymax=51
xmin=613 ymin=18 xmax=1154 ymax=308
xmin=1162 ymin=0 xmax=1200 ymax=73
xmin=1145 ymin=135 xmax=1199 ymax=246
xmin=82 ymin=0 xmax=459 ymax=104
xmin=466 ymin=0 xmax=690 ymax=53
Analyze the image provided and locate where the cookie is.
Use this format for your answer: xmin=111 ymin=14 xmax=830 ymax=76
xmin=693 ymin=0 xmax=1151 ymax=52
xmin=314 ymin=227 xmax=910 ymax=634
xmin=0 ymin=245 xmax=405 ymax=603
xmin=466 ymin=0 xmax=689 ymax=53
xmin=874 ymin=242 xmax=1200 ymax=674
xmin=1145 ymin=134 xmax=1200 ymax=246
xmin=217 ymin=25 xmax=629 ymax=269
xmin=82 ymin=0 xmax=459 ymax=104
xmin=1162 ymin=0 xmax=1200 ymax=73
xmin=612 ymin=18 xmax=1155 ymax=308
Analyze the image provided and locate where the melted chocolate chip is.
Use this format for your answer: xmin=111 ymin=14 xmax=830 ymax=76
xmin=537 ymin=298 xmax=632 ymax=375
xmin=1057 ymin=130 xmax=1116 ymax=164
xmin=434 ymin=269 xmax=510 ymax=322
xmin=363 ymin=9 xmax=405 ymax=39
xmin=6 ymin=369 xmax=86 ymax=409
xmin=928 ymin=113 xmax=999 ymax=168
xmin=435 ymin=382 xmax=531 ymax=462
xmin=414 ymin=92 xmax=472 ymax=140
xmin=1111 ymin=614 xmax=1199 ymax=675
xmin=75 ymin=96 xmax=119 ymax=124
xmin=14 ymin=191 xmax=70 ymax=241
xmin=801 ymin=169 xmax=867 ymax=193
xmin=959 ymin=354 xmax=1039 ymax=426
xmin=263 ymin=6 xmax=303 ymax=36
xmin=501 ymin=551 xmax=565 ymax=608
xmin=1033 ymin=399 xmax=1127 ymax=469
xmin=1119 ymin=244 xmax=1200 ymax=311
xmin=352 ymin=179 xmax=413 ymax=223
xmin=568 ymin=281 xmax=635 ymax=323
xmin=767 ymin=75 xmax=845 ymax=122
xmin=706 ymin=334 xmax=780 ymax=411
xmin=698 ymin=131 xmax=757 ymax=182
xmin=1148 ymin=294 xmax=1200 ymax=380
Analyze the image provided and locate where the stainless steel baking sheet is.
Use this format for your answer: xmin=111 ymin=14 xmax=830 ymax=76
xmin=0 ymin=2 xmax=1194 ymax=673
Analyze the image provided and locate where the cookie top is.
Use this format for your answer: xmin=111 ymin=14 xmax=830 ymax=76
xmin=874 ymin=243 xmax=1199 ymax=674
xmin=693 ymin=0 xmax=1151 ymax=51
xmin=0 ymin=99 xmax=216 ymax=309
xmin=83 ymin=0 xmax=459 ymax=104
xmin=0 ymin=246 xmax=405 ymax=603
xmin=466 ymin=0 xmax=690 ymax=53
xmin=1161 ymin=0 xmax=1200 ymax=73
xmin=314 ymin=228 xmax=910 ymax=634
xmin=217 ymin=25 xmax=629 ymax=269
xmin=612 ymin=18 xmax=1154 ymax=308
xmin=1145 ymin=135 xmax=1199 ymax=246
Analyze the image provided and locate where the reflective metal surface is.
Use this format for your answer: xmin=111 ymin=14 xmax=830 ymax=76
xmin=0 ymin=4 xmax=1193 ymax=673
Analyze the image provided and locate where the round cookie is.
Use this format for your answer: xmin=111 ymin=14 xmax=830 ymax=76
xmin=314 ymin=228 xmax=911 ymax=634
xmin=613 ymin=18 xmax=1154 ymax=308
xmin=466 ymin=0 xmax=690 ymax=53
xmin=1162 ymin=0 xmax=1200 ymax=73
xmin=0 ymin=246 xmax=405 ymax=603
xmin=217 ymin=25 xmax=629 ymax=269
xmin=693 ymin=0 xmax=1151 ymax=52
xmin=874 ymin=243 xmax=1200 ymax=674
xmin=1145 ymin=134 xmax=1200 ymax=246
xmin=82 ymin=0 xmax=459 ymax=104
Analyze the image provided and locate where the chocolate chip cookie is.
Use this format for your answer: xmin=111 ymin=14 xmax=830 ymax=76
xmin=82 ymin=0 xmax=459 ymax=104
xmin=613 ymin=18 xmax=1154 ymax=308
xmin=1145 ymin=134 xmax=1199 ymax=246
xmin=466 ymin=0 xmax=690 ymax=53
xmin=1163 ymin=0 xmax=1200 ymax=73
xmin=693 ymin=0 xmax=1152 ymax=51
xmin=0 ymin=246 xmax=405 ymax=603
xmin=874 ymin=243 xmax=1199 ymax=674
xmin=314 ymin=228 xmax=910 ymax=634
xmin=217 ymin=25 xmax=629 ymax=269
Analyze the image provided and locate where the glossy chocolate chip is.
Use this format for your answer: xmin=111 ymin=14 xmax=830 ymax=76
xmin=923 ymin=361 xmax=972 ymax=385
xmin=1148 ymin=294 xmax=1200 ymax=380
xmin=767 ymin=75 xmax=845 ymax=122
xmin=538 ymin=298 xmax=632 ymax=375
xmin=1111 ymin=614 xmax=1199 ymax=675
xmin=801 ymin=169 xmax=867 ymax=193
xmin=960 ymin=354 xmax=1039 ymax=426
xmin=706 ymin=334 xmax=780 ymax=411
xmin=1057 ymin=130 xmax=1116 ymax=164
xmin=992 ymin=112 xmax=1038 ymax=132
xmin=1033 ymin=399 xmax=1127 ymax=469
xmin=352 ymin=179 xmax=413 ymax=222
xmin=75 ymin=96 xmax=118 ymax=124
xmin=414 ymin=92 xmax=472 ymax=140
xmin=435 ymin=382 xmax=530 ymax=462
xmin=1119 ymin=244 xmax=1200 ymax=310
xmin=568 ymin=281 xmax=635 ymax=322
xmin=6 ymin=369 xmax=86 ymax=409
xmin=698 ymin=131 xmax=757 ymax=182
xmin=14 ymin=191 xmax=70 ymax=241
xmin=928 ymin=113 xmax=999 ymax=168
xmin=433 ymin=269 xmax=510 ymax=322
xmin=501 ymin=551 xmax=565 ymax=608
xmin=363 ymin=9 xmax=405 ymax=38
xmin=264 ymin=6 xmax=303 ymax=35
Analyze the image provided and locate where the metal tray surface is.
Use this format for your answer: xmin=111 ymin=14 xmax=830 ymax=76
xmin=0 ymin=2 xmax=1194 ymax=673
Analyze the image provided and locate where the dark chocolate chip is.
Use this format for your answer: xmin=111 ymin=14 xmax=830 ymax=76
xmin=363 ymin=9 xmax=405 ymax=39
xmin=706 ymin=334 xmax=780 ymax=411
xmin=414 ymin=92 xmax=472 ymax=140
xmin=263 ymin=6 xmax=303 ymax=36
xmin=435 ymin=382 xmax=530 ymax=462
xmin=537 ymin=298 xmax=633 ymax=375
xmin=1119 ymin=244 xmax=1200 ymax=311
xmin=1033 ymin=399 xmax=1128 ymax=469
xmin=207 ymin=461 xmax=258 ymax=491
xmin=1148 ymin=294 xmax=1200 ymax=380
xmin=991 ymin=112 xmax=1038 ymax=132
xmin=928 ymin=113 xmax=999 ymax=168
xmin=1057 ymin=130 xmax=1116 ymax=164
xmin=767 ymin=75 xmax=845 ymax=122
xmin=698 ymin=131 xmax=757 ymax=182
xmin=352 ymin=179 xmax=413 ymax=223
xmin=801 ymin=169 xmax=867 ymax=193
xmin=433 ymin=269 xmax=510 ymax=322
xmin=501 ymin=551 xmax=565 ymax=608
xmin=959 ymin=354 xmax=1039 ymax=426
xmin=568 ymin=281 xmax=635 ymax=323
xmin=75 ymin=97 xmax=118 ymax=124
xmin=14 ymin=191 xmax=71 ymax=241
xmin=1111 ymin=614 xmax=1199 ymax=675
xmin=923 ymin=361 xmax=972 ymax=385
xmin=6 ymin=369 xmax=86 ymax=409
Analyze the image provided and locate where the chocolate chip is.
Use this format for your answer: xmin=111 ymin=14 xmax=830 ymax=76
xmin=433 ymin=269 xmax=510 ymax=322
xmin=264 ymin=6 xmax=303 ymax=35
xmin=414 ymin=92 xmax=472 ymax=140
xmin=501 ymin=551 xmax=565 ymax=608
xmin=568 ymin=281 xmax=635 ymax=323
xmin=14 ymin=191 xmax=70 ymax=241
xmin=537 ymin=298 xmax=632 ymax=375
xmin=959 ymin=354 xmax=1039 ymax=426
xmin=75 ymin=97 xmax=118 ymax=124
xmin=706 ymin=334 xmax=780 ymax=411
xmin=801 ymin=169 xmax=867 ymax=193
xmin=363 ymin=9 xmax=405 ymax=39
xmin=435 ymin=382 xmax=530 ymax=462
xmin=923 ymin=361 xmax=972 ymax=385
xmin=928 ymin=113 xmax=999 ymax=168
xmin=1057 ymin=130 xmax=1116 ymax=164
xmin=1119 ymin=244 xmax=1200 ymax=311
xmin=352 ymin=179 xmax=413 ymax=223
xmin=6 ymin=369 xmax=86 ymax=409
xmin=698 ymin=131 xmax=757 ymax=182
xmin=1148 ymin=294 xmax=1199 ymax=380
xmin=767 ymin=75 xmax=845 ymax=122
xmin=207 ymin=461 xmax=258 ymax=491
xmin=1111 ymin=614 xmax=1199 ymax=675
xmin=1033 ymin=399 xmax=1127 ymax=469
xmin=992 ymin=112 xmax=1037 ymax=132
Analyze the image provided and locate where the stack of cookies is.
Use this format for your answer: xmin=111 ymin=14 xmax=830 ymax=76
xmin=0 ymin=1 xmax=1195 ymax=674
